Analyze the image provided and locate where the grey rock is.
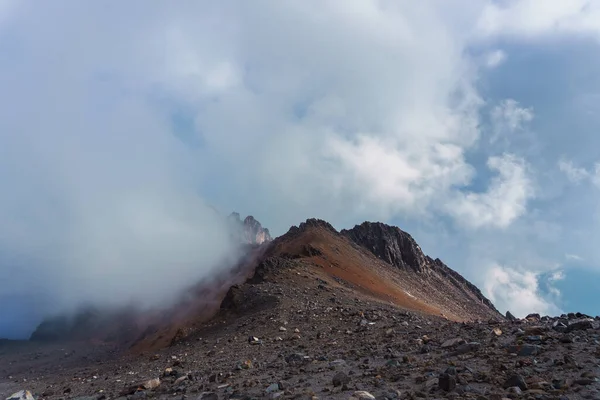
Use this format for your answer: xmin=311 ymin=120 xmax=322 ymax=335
xmin=507 ymin=386 xmax=523 ymax=395
xmin=448 ymin=342 xmax=481 ymax=356
xmin=265 ymin=383 xmax=280 ymax=393
xmin=567 ymin=319 xmax=594 ymax=332
xmin=285 ymin=353 xmax=310 ymax=365
xmin=329 ymin=359 xmax=347 ymax=367
xmin=441 ymin=337 xmax=465 ymax=348
xmin=506 ymin=311 xmax=517 ymax=321
xmin=332 ymin=371 xmax=351 ymax=387
xmin=575 ymin=378 xmax=599 ymax=386
xmin=504 ymin=374 xmax=528 ymax=391
xmin=507 ymin=344 xmax=540 ymax=356
xmin=439 ymin=373 xmax=457 ymax=391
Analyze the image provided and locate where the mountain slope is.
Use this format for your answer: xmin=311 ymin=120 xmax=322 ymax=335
xmin=246 ymin=219 xmax=500 ymax=322
xmin=341 ymin=221 xmax=500 ymax=317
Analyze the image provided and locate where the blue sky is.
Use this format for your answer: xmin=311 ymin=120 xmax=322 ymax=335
xmin=1 ymin=1 xmax=600 ymax=338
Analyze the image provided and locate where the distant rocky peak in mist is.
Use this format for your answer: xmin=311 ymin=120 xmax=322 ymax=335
xmin=228 ymin=212 xmax=272 ymax=245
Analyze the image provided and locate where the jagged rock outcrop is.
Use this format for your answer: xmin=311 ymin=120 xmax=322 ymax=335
xmin=228 ymin=212 xmax=272 ymax=245
xmin=342 ymin=221 xmax=500 ymax=316
xmin=341 ymin=222 xmax=427 ymax=273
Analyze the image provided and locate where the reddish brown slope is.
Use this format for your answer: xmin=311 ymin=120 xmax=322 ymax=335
xmin=255 ymin=219 xmax=500 ymax=322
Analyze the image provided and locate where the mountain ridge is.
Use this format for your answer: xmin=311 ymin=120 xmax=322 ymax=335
xmin=29 ymin=215 xmax=500 ymax=349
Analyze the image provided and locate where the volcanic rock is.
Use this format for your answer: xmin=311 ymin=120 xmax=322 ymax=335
xmin=5 ymin=391 xmax=34 ymax=400
xmin=228 ymin=212 xmax=272 ymax=245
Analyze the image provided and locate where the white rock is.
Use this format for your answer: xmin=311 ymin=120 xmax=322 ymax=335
xmin=6 ymin=391 xmax=34 ymax=400
xmin=350 ymin=391 xmax=376 ymax=399
xmin=142 ymin=378 xmax=161 ymax=389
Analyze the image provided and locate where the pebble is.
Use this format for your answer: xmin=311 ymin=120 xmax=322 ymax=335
xmin=507 ymin=344 xmax=540 ymax=356
xmin=351 ymin=391 xmax=376 ymax=400
xmin=265 ymin=383 xmax=280 ymax=393
xmin=142 ymin=378 xmax=160 ymax=390
xmin=441 ymin=337 xmax=465 ymax=348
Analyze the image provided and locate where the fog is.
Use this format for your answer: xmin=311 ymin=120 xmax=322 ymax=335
xmin=0 ymin=115 xmax=240 ymax=338
xmin=0 ymin=3 xmax=242 ymax=338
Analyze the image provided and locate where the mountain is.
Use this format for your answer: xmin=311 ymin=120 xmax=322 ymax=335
xmin=29 ymin=216 xmax=498 ymax=349
xmin=9 ymin=218 xmax=600 ymax=399
xmin=228 ymin=212 xmax=272 ymax=245
xmin=341 ymin=221 xmax=499 ymax=317
xmin=229 ymin=218 xmax=499 ymax=322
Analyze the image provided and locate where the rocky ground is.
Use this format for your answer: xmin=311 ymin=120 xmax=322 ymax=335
xmin=2 ymin=219 xmax=599 ymax=400
xmin=2 ymin=274 xmax=600 ymax=400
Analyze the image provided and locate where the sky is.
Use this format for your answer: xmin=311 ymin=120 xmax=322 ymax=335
xmin=1 ymin=0 xmax=600 ymax=338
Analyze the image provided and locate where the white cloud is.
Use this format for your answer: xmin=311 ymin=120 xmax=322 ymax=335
xmin=484 ymin=263 xmax=562 ymax=317
xmin=548 ymin=270 xmax=566 ymax=282
xmin=559 ymin=159 xmax=590 ymax=183
xmin=558 ymin=159 xmax=600 ymax=187
xmin=485 ymin=49 xmax=507 ymax=68
xmin=446 ymin=154 xmax=534 ymax=229
xmin=477 ymin=0 xmax=600 ymax=39
xmin=565 ymin=253 xmax=584 ymax=262
xmin=490 ymin=99 xmax=534 ymax=144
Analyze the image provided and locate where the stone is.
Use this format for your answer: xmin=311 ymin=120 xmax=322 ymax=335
xmin=265 ymin=383 xmax=280 ymax=393
xmin=351 ymin=391 xmax=376 ymax=400
xmin=507 ymin=386 xmax=522 ymax=395
xmin=504 ymin=374 xmax=528 ymax=391
xmin=553 ymin=322 xmax=568 ymax=332
xmin=506 ymin=311 xmax=517 ymax=321
xmin=441 ymin=338 xmax=465 ymax=348
xmin=567 ymin=319 xmax=594 ymax=332
xmin=285 ymin=353 xmax=310 ymax=365
xmin=329 ymin=359 xmax=347 ymax=367
xmin=450 ymin=342 xmax=481 ymax=356
xmin=248 ymin=336 xmax=262 ymax=345
xmin=142 ymin=378 xmax=161 ymax=390
xmin=575 ymin=378 xmax=599 ymax=386
xmin=332 ymin=371 xmax=350 ymax=387
xmin=174 ymin=375 xmax=188 ymax=385
xmin=199 ymin=393 xmax=218 ymax=400
xmin=444 ymin=366 xmax=457 ymax=376
xmin=6 ymin=391 xmax=35 ymax=400
xmin=439 ymin=373 xmax=457 ymax=391
xmin=525 ymin=313 xmax=541 ymax=321
xmin=506 ymin=344 xmax=540 ymax=356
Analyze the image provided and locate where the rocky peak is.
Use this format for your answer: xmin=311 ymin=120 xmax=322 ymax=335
xmin=341 ymin=221 xmax=428 ymax=273
xmin=282 ymin=218 xmax=338 ymax=240
xmin=228 ymin=212 xmax=272 ymax=245
xmin=342 ymin=221 xmax=500 ymax=315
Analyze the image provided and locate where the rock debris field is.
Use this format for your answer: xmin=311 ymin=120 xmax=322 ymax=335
xmin=2 ymin=281 xmax=599 ymax=400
